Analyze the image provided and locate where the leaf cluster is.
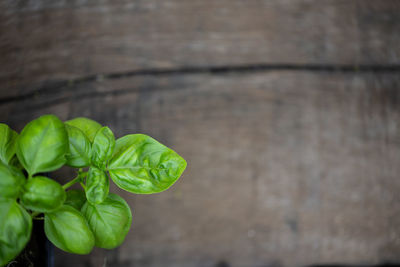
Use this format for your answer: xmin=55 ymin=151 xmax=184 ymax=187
xmin=0 ymin=115 xmax=186 ymax=266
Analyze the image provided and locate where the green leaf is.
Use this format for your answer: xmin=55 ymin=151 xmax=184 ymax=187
xmin=81 ymin=193 xmax=132 ymax=249
xmin=8 ymin=155 xmax=24 ymax=170
xmin=0 ymin=123 xmax=18 ymax=165
xmin=108 ymin=134 xmax=187 ymax=194
xmin=44 ymin=205 xmax=94 ymax=254
xmin=91 ymin=127 xmax=115 ymax=169
xmin=16 ymin=115 xmax=68 ymax=176
xmin=65 ymin=117 xmax=102 ymax=143
xmin=0 ymin=199 xmax=32 ymax=266
xmin=20 ymin=176 xmax=66 ymax=213
xmin=86 ymin=167 xmax=109 ymax=205
xmin=65 ymin=124 xmax=92 ymax=167
xmin=0 ymin=162 xmax=25 ymax=199
xmin=65 ymin=189 xmax=87 ymax=211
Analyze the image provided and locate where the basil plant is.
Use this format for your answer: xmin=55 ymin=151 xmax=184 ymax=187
xmin=0 ymin=115 xmax=187 ymax=266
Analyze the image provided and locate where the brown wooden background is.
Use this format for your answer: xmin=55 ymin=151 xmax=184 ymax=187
xmin=1 ymin=1 xmax=400 ymax=266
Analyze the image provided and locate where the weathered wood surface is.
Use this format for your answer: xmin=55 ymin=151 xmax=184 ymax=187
xmin=1 ymin=72 xmax=400 ymax=267
xmin=1 ymin=0 xmax=400 ymax=266
xmin=1 ymin=0 xmax=400 ymax=93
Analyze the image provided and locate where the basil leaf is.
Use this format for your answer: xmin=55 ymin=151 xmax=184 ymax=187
xmin=0 ymin=123 xmax=18 ymax=165
xmin=65 ymin=189 xmax=86 ymax=211
xmin=0 ymin=199 xmax=32 ymax=266
xmin=81 ymin=193 xmax=132 ymax=249
xmin=44 ymin=205 xmax=94 ymax=254
xmin=65 ymin=117 xmax=102 ymax=143
xmin=16 ymin=115 xmax=68 ymax=176
xmin=0 ymin=162 xmax=25 ymax=199
xmin=86 ymin=167 xmax=109 ymax=205
xmin=65 ymin=125 xmax=92 ymax=168
xmin=8 ymin=155 xmax=24 ymax=170
xmin=108 ymin=134 xmax=187 ymax=194
xmin=20 ymin=176 xmax=66 ymax=213
xmin=91 ymin=127 xmax=115 ymax=169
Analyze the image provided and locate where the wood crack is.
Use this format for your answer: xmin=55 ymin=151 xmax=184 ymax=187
xmin=1 ymin=63 xmax=400 ymax=105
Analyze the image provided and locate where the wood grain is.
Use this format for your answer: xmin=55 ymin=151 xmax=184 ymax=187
xmin=1 ymin=0 xmax=400 ymax=93
xmin=1 ymin=1 xmax=399 ymax=266
xmin=1 ymin=72 xmax=399 ymax=266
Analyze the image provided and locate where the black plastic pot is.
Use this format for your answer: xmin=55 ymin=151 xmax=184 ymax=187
xmin=10 ymin=220 xmax=54 ymax=267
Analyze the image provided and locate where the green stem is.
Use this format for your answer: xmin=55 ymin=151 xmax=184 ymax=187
xmin=62 ymin=175 xmax=81 ymax=190
xmin=62 ymin=170 xmax=88 ymax=190
xmin=80 ymin=182 xmax=86 ymax=190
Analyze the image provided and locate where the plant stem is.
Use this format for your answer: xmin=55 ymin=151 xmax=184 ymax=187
xmin=62 ymin=175 xmax=81 ymax=190
xmin=80 ymin=182 xmax=86 ymax=190
xmin=62 ymin=170 xmax=88 ymax=190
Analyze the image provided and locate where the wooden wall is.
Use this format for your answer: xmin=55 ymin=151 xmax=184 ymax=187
xmin=1 ymin=1 xmax=400 ymax=266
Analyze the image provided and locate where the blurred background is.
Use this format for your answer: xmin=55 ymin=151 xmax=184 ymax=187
xmin=1 ymin=0 xmax=400 ymax=266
